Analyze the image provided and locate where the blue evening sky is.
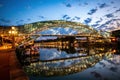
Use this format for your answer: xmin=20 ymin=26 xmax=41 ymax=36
xmin=0 ymin=0 xmax=120 ymax=31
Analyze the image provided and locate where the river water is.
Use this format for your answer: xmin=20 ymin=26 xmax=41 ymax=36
xmin=22 ymin=45 xmax=120 ymax=80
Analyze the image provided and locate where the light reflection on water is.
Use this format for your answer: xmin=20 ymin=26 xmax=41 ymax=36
xmin=22 ymin=46 xmax=120 ymax=80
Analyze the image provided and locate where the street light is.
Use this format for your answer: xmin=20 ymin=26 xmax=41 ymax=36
xmin=9 ymin=27 xmax=18 ymax=49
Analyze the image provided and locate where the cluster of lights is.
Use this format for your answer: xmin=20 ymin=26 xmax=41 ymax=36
xmin=8 ymin=27 xmax=18 ymax=35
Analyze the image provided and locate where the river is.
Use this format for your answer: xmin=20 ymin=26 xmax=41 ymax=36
xmin=21 ymin=45 xmax=120 ymax=80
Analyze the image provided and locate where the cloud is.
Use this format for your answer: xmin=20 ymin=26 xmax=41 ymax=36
xmin=74 ymin=16 xmax=80 ymax=20
xmin=62 ymin=14 xmax=71 ymax=20
xmin=70 ymin=16 xmax=80 ymax=21
xmin=84 ymin=2 xmax=88 ymax=5
xmin=115 ymin=8 xmax=120 ymax=13
xmin=99 ymin=3 xmax=109 ymax=8
xmin=63 ymin=2 xmax=72 ymax=8
xmin=38 ymin=16 xmax=45 ymax=19
xmin=84 ymin=18 xmax=92 ymax=24
xmin=78 ymin=2 xmax=88 ymax=7
xmin=71 ymin=18 xmax=75 ymax=21
xmin=95 ymin=18 xmax=103 ymax=23
xmin=111 ymin=1 xmax=114 ymax=4
xmin=0 ymin=4 xmax=3 ymax=8
xmin=91 ymin=24 xmax=99 ymax=27
xmin=88 ymin=8 xmax=97 ymax=15
xmin=97 ymin=19 xmax=120 ymax=30
xmin=66 ymin=16 xmax=71 ymax=20
xmin=62 ymin=15 xmax=81 ymax=21
xmin=19 ymin=20 xmax=24 ymax=22
xmin=78 ymin=3 xmax=81 ymax=6
xmin=27 ymin=18 xmax=31 ymax=21
xmin=0 ymin=18 xmax=11 ymax=23
xmin=16 ymin=19 xmax=24 ymax=25
xmin=66 ymin=3 xmax=72 ymax=7
xmin=113 ymin=7 xmax=116 ymax=8
xmin=26 ymin=5 xmax=31 ymax=9
xmin=62 ymin=14 xmax=68 ymax=19
xmin=105 ymin=13 xmax=114 ymax=18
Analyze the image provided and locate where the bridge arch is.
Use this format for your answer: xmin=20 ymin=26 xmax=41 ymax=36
xmin=22 ymin=20 xmax=99 ymax=36
xmin=19 ymin=20 xmax=111 ymax=45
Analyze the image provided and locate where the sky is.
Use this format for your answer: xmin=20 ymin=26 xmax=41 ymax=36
xmin=0 ymin=0 xmax=120 ymax=31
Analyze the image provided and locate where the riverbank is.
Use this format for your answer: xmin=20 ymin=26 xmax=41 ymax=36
xmin=0 ymin=49 xmax=29 ymax=80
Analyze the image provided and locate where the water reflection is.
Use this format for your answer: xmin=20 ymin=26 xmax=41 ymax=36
xmin=20 ymin=46 xmax=120 ymax=80
xmin=39 ymin=46 xmax=109 ymax=61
